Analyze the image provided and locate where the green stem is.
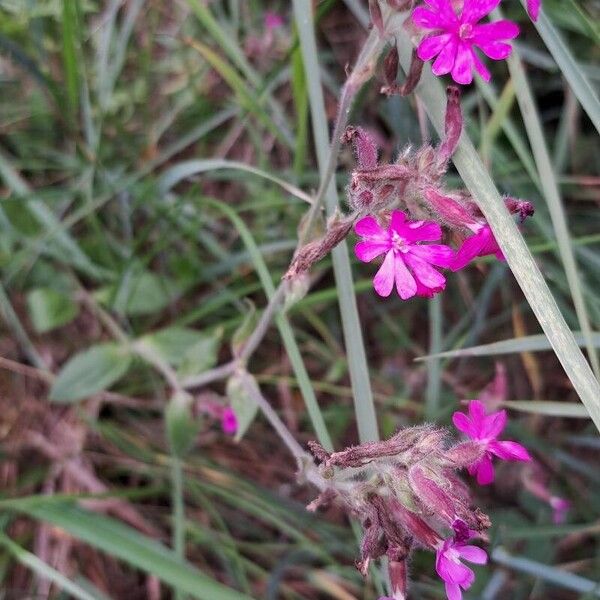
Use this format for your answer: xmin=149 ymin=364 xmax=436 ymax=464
xmin=172 ymin=456 xmax=186 ymax=600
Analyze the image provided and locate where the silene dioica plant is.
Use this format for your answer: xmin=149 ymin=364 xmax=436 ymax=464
xmin=173 ymin=1 xmax=571 ymax=599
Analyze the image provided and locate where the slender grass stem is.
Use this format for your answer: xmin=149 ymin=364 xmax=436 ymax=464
xmin=502 ymin=20 xmax=600 ymax=379
xmin=172 ymin=456 xmax=186 ymax=600
xmin=293 ymin=0 xmax=380 ymax=443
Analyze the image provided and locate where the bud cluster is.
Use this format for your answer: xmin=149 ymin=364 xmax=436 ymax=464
xmin=307 ymin=425 xmax=489 ymax=589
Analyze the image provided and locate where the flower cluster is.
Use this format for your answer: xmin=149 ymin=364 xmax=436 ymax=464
xmin=306 ymin=374 xmax=534 ymax=600
xmin=406 ymin=0 xmax=542 ymax=85
xmin=348 ymin=87 xmax=533 ymax=300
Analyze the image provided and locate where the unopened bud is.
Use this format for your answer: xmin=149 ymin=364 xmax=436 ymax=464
xmin=383 ymin=46 xmax=399 ymax=88
xmin=343 ymin=126 xmax=379 ymax=169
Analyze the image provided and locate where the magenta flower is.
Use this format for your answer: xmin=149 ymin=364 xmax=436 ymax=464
xmin=527 ymin=0 xmax=541 ymax=21
xmin=453 ymin=400 xmax=531 ymax=485
xmin=412 ymin=0 xmax=520 ymax=85
xmin=450 ymin=224 xmax=504 ymax=271
xmin=221 ymin=407 xmax=238 ymax=435
xmin=436 ymin=535 xmax=487 ymax=600
xmin=354 ymin=211 xmax=454 ymax=300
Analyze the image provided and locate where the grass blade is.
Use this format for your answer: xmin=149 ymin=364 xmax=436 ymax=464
xmin=501 ymin=400 xmax=590 ymax=418
xmin=504 ymin=11 xmax=600 ymax=379
xmin=492 ymin=547 xmax=600 ymax=597
xmin=0 ymin=530 xmax=104 ymax=600
xmin=416 ymin=331 xmax=600 ymax=361
xmin=526 ymin=3 xmax=600 ymax=135
xmin=1 ymin=499 xmax=252 ymax=600
xmin=293 ymin=0 xmax=379 ymax=443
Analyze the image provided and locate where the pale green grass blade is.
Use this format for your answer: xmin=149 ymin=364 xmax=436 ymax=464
xmin=1 ymin=500 xmax=252 ymax=600
xmin=416 ymin=331 xmax=600 ymax=361
xmin=504 ymin=10 xmax=600 ymax=379
xmin=502 ymin=400 xmax=590 ymax=418
xmin=425 ymin=295 xmax=442 ymax=420
xmin=293 ymin=0 xmax=379 ymax=443
xmin=158 ymin=159 xmax=312 ymax=204
xmin=390 ymin=11 xmax=600 ymax=433
xmin=525 ymin=2 xmax=600 ymax=135
xmin=492 ymin=547 xmax=600 ymax=597
xmin=0 ymin=531 xmax=99 ymax=600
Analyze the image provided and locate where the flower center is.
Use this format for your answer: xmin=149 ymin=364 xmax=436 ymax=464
xmin=391 ymin=231 xmax=408 ymax=253
xmin=459 ymin=22 xmax=473 ymax=39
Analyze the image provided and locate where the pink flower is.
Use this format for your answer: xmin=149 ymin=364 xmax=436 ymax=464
xmin=527 ymin=0 xmax=541 ymax=21
xmin=354 ymin=211 xmax=454 ymax=300
xmin=412 ymin=0 xmax=520 ymax=85
xmin=264 ymin=11 xmax=284 ymax=30
xmin=436 ymin=535 xmax=487 ymax=600
xmin=453 ymin=400 xmax=531 ymax=485
xmin=221 ymin=407 xmax=238 ymax=435
xmin=450 ymin=224 xmax=504 ymax=271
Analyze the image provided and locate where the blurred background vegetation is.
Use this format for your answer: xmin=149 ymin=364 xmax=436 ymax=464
xmin=0 ymin=0 xmax=599 ymax=598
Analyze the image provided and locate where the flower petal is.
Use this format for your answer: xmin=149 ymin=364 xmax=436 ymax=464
xmin=474 ymin=37 xmax=516 ymax=61
xmin=402 ymin=220 xmax=443 ymax=242
xmin=445 ymin=582 xmax=463 ymax=600
xmin=481 ymin=409 xmax=507 ymax=439
xmin=355 ymin=240 xmax=390 ymax=263
xmin=461 ymin=0 xmax=502 ymax=25
xmin=418 ymin=33 xmax=453 ymax=61
xmin=394 ymin=255 xmax=418 ymax=300
xmin=452 ymin=412 xmax=477 ymax=437
xmin=451 ymin=41 xmax=474 ymax=85
xmin=432 ymin=36 xmax=458 ymax=76
xmin=389 ymin=210 xmax=408 ymax=233
xmin=472 ymin=49 xmax=491 ymax=81
xmin=412 ymin=7 xmax=448 ymax=30
xmin=404 ymin=253 xmax=446 ymax=289
xmin=488 ymin=440 xmax=531 ymax=462
xmin=373 ymin=250 xmax=396 ymax=297
xmin=475 ymin=454 xmax=495 ymax=485
xmin=355 ymin=215 xmax=386 ymax=239
xmin=458 ymin=545 xmax=488 ymax=565
xmin=472 ymin=20 xmax=520 ymax=44
xmin=450 ymin=229 xmax=488 ymax=270
xmin=411 ymin=244 xmax=455 ymax=267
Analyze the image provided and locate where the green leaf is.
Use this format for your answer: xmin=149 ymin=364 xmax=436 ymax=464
xmin=226 ymin=373 xmax=258 ymax=442
xmin=137 ymin=327 xmax=213 ymax=368
xmin=108 ymin=271 xmax=178 ymax=317
xmin=166 ymin=392 xmax=200 ymax=457
xmin=26 ymin=287 xmax=79 ymax=333
xmin=49 ymin=343 xmax=132 ymax=403
xmin=0 ymin=499 xmax=251 ymax=600
xmin=177 ymin=330 xmax=222 ymax=377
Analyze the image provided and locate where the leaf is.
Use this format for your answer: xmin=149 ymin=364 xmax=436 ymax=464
xmin=0 ymin=499 xmax=252 ymax=600
xmin=502 ymin=400 xmax=590 ymax=419
xmin=226 ymin=373 xmax=258 ymax=442
xmin=26 ymin=287 xmax=79 ymax=333
xmin=177 ymin=331 xmax=222 ymax=377
xmin=165 ymin=392 xmax=200 ymax=457
xmin=115 ymin=271 xmax=177 ymax=317
xmin=137 ymin=327 xmax=211 ymax=368
xmin=49 ymin=343 xmax=132 ymax=403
